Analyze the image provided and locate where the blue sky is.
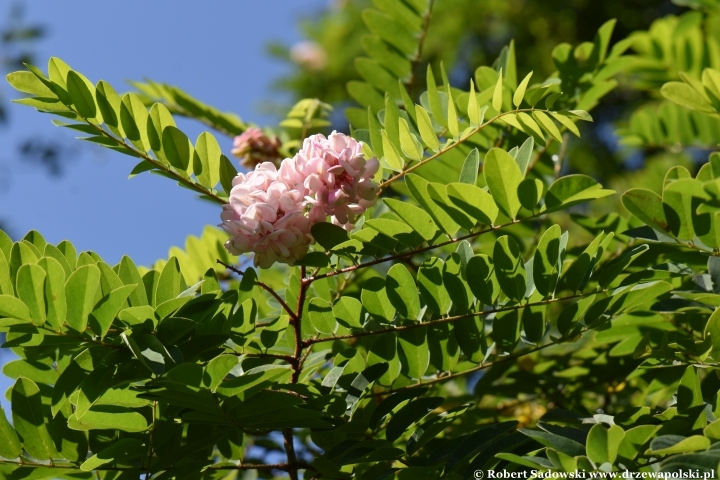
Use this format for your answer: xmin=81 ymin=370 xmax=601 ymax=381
xmin=0 ymin=0 xmax=326 ymax=410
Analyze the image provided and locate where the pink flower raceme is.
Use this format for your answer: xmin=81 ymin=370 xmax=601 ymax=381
xmin=220 ymin=163 xmax=313 ymax=268
xmin=280 ymin=132 xmax=379 ymax=230
xmin=221 ymin=132 xmax=379 ymax=267
xmin=231 ymin=127 xmax=282 ymax=169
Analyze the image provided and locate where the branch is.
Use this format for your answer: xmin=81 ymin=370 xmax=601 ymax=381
xmin=302 ymin=289 xmax=601 ymax=347
xmin=406 ymin=0 xmax=436 ymax=96
xmin=310 ymin=216 xmax=537 ymax=283
xmin=218 ymin=260 xmax=299 ymax=322
xmin=82 ymin=117 xmax=227 ymax=205
xmin=379 ymin=109 xmax=548 ymax=190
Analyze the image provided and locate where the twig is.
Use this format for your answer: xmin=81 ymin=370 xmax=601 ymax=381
xmin=302 ymin=289 xmax=601 ymax=347
xmin=217 ymin=260 xmax=299 ymax=322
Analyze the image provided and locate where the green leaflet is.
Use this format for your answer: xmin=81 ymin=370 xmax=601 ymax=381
xmin=384 ymin=198 xmax=438 ymax=242
xmin=12 ymin=377 xmax=57 ymax=460
xmin=446 ymin=182 xmax=499 ymax=226
xmin=362 ymin=276 xmax=396 ymax=322
xmin=622 ymin=188 xmax=669 ymax=233
xmin=586 ymin=424 xmax=625 ymax=465
xmin=418 ymin=257 xmax=451 ymax=315
xmin=545 ymin=174 xmax=614 ymax=213
xmin=80 ymin=438 xmax=145 ymax=471
xmin=443 ymin=252 xmax=472 ymax=313
xmin=398 ymin=328 xmax=429 ymax=379
xmin=89 ymin=285 xmax=137 ymax=339
xmin=309 ymin=298 xmax=336 ymax=334
xmin=16 ymin=264 xmax=47 ymax=326
xmin=493 ymin=236 xmax=526 ymax=301
xmin=533 ymin=225 xmax=562 ymax=297
xmin=467 ymin=254 xmax=500 ymax=305
xmin=406 ymin=173 xmax=460 ymax=236
xmin=493 ymin=309 xmax=521 ymax=353
xmin=65 ymin=264 xmax=101 ymax=332
xmin=367 ymin=333 xmax=401 ymax=387
xmin=484 ymin=148 xmax=523 ymax=219
xmin=386 ymin=264 xmax=421 ymax=321
xmin=0 ymin=405 xmax=21 ymax=459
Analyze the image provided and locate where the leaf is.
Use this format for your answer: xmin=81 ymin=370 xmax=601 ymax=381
xmin=0 ymin=405 xmax=21 ymax=459
xmin=308 ymin=298 xmax=336 ymax=334
xmin=398 ymin=329 xmax=429 ymax=379
xmin=367 ymin=334 xmax=401 ymax=387
xmin=80 ymin=438 xmax=145 ymax=471
xmin=545 ymin=174 xmax=614 ymax=213
xmin=519 ymin=428 xmax=585 ymax=457
xmin=0 ymin=294 xmax=32 ymax=323
xmin=334 ymin=296 xmax=364 ymax=330
xmin=95 ymin=80 xmax=122 ymax=133
xmin=89 ymin=285 xmax=136 ymax=339
xmin=446 ymin=182 xmax=499 ymax=226
xmin=386 ymin=264 xmax=420 ymax=320
xmin=534 ymin=225 xmax=562 ymax=297
xmin=362 ymin=277 xmax=396 ymax=322
xmin=493 ymin=309 xmax=521 ymax=353
xmin=65 ymin=264 xmax=101 ymax=332
xmin=661 ymin=82 xmax=715 ymax=113
xmin=459 ymin=148 xmax=480 ymax=185
xmin=12 ymin=377 xmax=56 ymax=460
xmin=156 ymin=257 xmax=185 ymax=305
xmin=68 ymin=409 xmax=148 ymax=433
xmin=36 ymin=257 xmax=66 ymax=332
xmin=386 ymin=397 xmax=444 ymax=442
xmin=346 ymin=363 xmax=389 ymax=416
xmin=648 ymin=435 xmax=710 ymax=455
xmin=493 ymin=236 xmax=526 ymax=301
xmin=467 ymin=80 xmax=481 ymax=126
xmin=484 ymin=148 xmax=523 ymax=219
xmin=418 ymin=257 xmax=451 ymax=315
xmin=513 ymin=71 xmax=533 ymax=107
xmin=66 ymin=71 xmax=97 ymax=120
xmin=384 ymin=198 xmax=438 ymax=242
xmin=704 ymin=308 xmax=720 ymax=360
xmin=162 ymin=126 xmax=193 ymax=172
xmin=398 ymin=118 xmax=422 ymax=161
xmin=120 ymin=93 xmax=150 ymax=152
xmin=533 ymin=110 xmax=563 ymax=143
xmin=16 ymin=264 xmax=47 ymax=326
xmin=518 ymin=178 xmax=544 ymax=211
xmin=381 ymin=130 xmax=404 ymax=171
xmin=467 ymin=255 xmax=500 ymax=305
xmin=595 ymin=244 xmax=649 ymax=288
xmin=312 ymin=222 xmax=350 ymax=251
xmin=514 ymin=137 xmax=534 ymax=177
xmin=428 ymin=183 xmax=476 ymax=231
xmin=219 ymin=154 xmax=238 ymax=195
xmin=443 ymin=252 xmax=472 ymax=312
xmin=587 ymin=424 xmax=625 ymax=465
xmin=415 ymin=105 xmax=439 ymax=151
xmin=6 ymin=71 xmax=55 ymax=97
xmin=492 ymin=68 xmax=504 ymax=112
xmin=550 ymin=111 xmax=580 ymax=137
xmin=447 ymin=88 xmax=459 ymax=139
xmin=406 ymin=174 xmax=460 ymax=237
xmin=622 ymin=189 xmax=669 ymax=232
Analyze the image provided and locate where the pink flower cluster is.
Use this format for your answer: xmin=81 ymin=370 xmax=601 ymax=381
xmin=231 ymin=127 xmax=282 ymax=169
xmin=220 ymin=132 xmax=379 ymax=268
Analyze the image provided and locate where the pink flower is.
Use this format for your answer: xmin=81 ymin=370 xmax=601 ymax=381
xmin=289 ymin=131 xmax=379 ymax=230
xmin=231 ymin=128 xmax=282 ymax=169
xmin=289 ymin=41 xmax=328 ymax=71
xmin=221 ymin=132 xmax=379 ymax=267
xmin=220 ymin=162 xmax=313 ymax=268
